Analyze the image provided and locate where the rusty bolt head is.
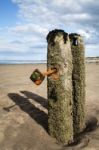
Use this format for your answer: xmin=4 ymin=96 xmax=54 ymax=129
xmin=30 ymin=69 xmax=45 ymax=85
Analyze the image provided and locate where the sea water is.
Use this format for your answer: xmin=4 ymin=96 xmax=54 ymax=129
xmin=0 ymin=60 xmax=47 ymax=64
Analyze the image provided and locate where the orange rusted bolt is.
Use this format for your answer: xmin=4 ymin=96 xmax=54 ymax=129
xmin=43 ymin=68 xmax=57 ymax=76
xmin=30 ymin=68 xmax=57 ymax=85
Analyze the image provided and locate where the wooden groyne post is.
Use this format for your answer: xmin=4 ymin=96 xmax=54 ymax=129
xmin=46 ymin=29 xmax=73 ymax=144
xmin=69 ymin=33 xmax=85 ymax=136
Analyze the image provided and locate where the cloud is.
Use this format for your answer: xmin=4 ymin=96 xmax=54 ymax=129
xmin=86 ymin=43 xmax=99 ymax=57
xmin=10 ymin=23 xmax=48 ymax=36
xmin=77 ymin=29 xmax=92 ymax=39
xmin=12 ymin=0 xmax=99 ymax=54
xmin=86 ymin=43 xmax=99 ymax=51
xmin=0 ymin=38 xmax=28 ymax=52
xmin=0 ymin=24 xmax=47 ymax=53
xmin=12 ymin=0 xmax=99 ymax=34
xmin=0 ymin=0 xmax=99 ymax=60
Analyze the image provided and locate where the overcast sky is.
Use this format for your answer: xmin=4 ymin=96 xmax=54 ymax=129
xmin=0 ymin=0 xmax=99 ymax=61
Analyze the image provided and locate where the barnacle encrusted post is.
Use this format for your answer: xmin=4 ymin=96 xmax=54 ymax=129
xmin=69 ymin=33 xmax=85 ymax=137
xmin=46 ymin=29 xmax=73 ymax=144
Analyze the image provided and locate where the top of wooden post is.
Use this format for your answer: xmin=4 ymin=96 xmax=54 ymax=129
xmin=69 ymin=33 xmax=83 ymax=46
xmin=69 ymin=33 xmax=80 ymax=38
xmin=46 ymin=29 xmax=68 ymax=46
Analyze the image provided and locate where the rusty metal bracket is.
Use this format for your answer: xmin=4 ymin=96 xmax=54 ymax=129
xmin=30 ymin=68 xmax=58 ymax=85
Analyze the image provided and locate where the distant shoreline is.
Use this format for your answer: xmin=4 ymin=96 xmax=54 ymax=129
xmin=0 ymin=60 xmax=47 ymax=65
xmin=0 ymin=63 xmax=46 ymax=66
xmin=86 ymin=57 xmax=99 ymax=63
xmin=0 ymin=57 xmax=99 ymax=65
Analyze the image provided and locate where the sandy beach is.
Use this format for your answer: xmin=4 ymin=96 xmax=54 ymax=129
xmin=0 ymin=63 xmax=99 ymax=150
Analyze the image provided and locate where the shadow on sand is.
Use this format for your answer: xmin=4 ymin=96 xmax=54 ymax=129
xmin=6 ymin=92 xmax=99 ymax=148
xmin=67 ymin=116 xmax=99 ymax=148
xmin=20 ymin=91 xmax=48 ymax=109
xmin=7 ymin=92 xmax=48 ymax=132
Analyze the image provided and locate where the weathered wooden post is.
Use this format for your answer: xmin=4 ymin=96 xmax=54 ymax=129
xmin=69 ymin=33 xmax=85 ymax=137
xmin=46 ymin=29 xmax=73 ymax=144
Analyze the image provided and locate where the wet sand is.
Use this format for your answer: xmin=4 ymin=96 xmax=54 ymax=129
xmin=0 ymin=63 xmax=99 ymax=150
